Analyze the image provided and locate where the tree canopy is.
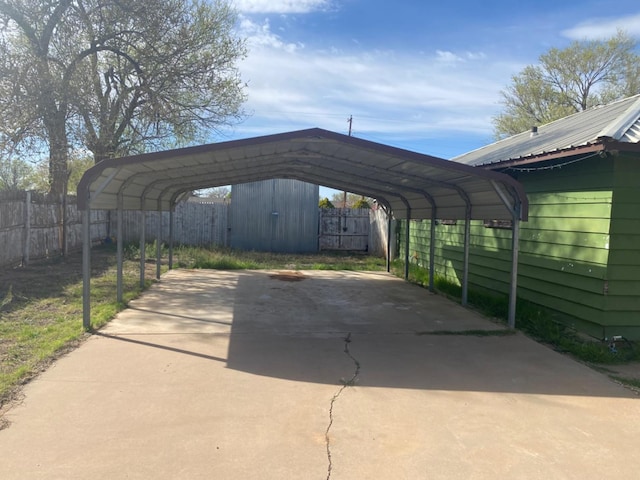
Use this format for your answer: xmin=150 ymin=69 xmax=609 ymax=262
xmin=0 ymin=0 xmax=246 ymax=195
xmin=330 ymin=191 xmax=373 ymax=208
xmin=493 ymin=31 xmax=640 ymax=138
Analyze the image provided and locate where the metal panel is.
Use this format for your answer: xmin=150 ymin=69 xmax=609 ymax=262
xmin=455 ymin=94 xmax=640 ymax=166
xmin=77 ymin=128 xmax=529 ymax=222
xmin=230 ymin=179 xmax=319 ymax=253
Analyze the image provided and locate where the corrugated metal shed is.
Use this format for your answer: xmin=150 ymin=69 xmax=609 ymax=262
xmin=454 ymin=94 xmax=640 ymax=167
xmin=78 ymin=128 xmax=527 ymax=221
xmin=230 ymin=179 xmax=319 ymax=253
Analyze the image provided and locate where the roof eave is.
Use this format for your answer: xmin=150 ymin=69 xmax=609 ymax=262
xmin=478 ymin=141 xmax=610 ymax=170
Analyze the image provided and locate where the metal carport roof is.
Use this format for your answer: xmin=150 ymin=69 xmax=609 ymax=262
xmin=77 ymin=127 xmax=529 ymax=330
xmin=78 ymin=128 xmax=528 ymax=221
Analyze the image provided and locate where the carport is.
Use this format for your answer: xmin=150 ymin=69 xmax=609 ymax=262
xmin=77 ymin=128 xmax=528 ymax=328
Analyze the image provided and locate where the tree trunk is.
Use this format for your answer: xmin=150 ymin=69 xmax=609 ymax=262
xmin=47 ymin=117 xmax=69 ymax=197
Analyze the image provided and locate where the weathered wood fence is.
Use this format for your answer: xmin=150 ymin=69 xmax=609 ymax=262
xmin=0 ymin=192 xmax=392 ymax=267
xmin=0 ymin=191 xmax=108 ymax=267
xmin=368 ymin=207 xmax=395 ymax=258
xmin=316 ymin=207 xmax=393 ymax=257
xmin=112 ymin=202 xmax=229 ymax=246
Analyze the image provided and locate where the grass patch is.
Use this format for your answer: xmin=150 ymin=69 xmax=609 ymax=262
xmin=610 ymin=376 xmax=640 ymax=390
xmin=416 ymin=329 xmax=516 ymax=337
xmin=170 ymin=245 xmax=387 ymax=271
xmin=391 ymin=261 xmax=640 ymax=365
xmin=0 ymin=246 xmax=154 ymax=407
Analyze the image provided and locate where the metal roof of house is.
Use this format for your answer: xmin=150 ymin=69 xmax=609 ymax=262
xmin=454 ymin=94 xmax=640 ymax=167
xmin=77 ymin=127 xmax=528 ymax=221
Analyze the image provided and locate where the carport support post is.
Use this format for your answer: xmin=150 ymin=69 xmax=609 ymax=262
xmin=404 ymin=209 xmax=411 ymax=280
xmin=140 ymin=207 xmax=146 ymax=288
xmin=116 ymin=195 xmax=123 ymax=303
xmin=169 ymin=208 xmax=174 ymax=270
xmin=429 ymin=210 xmax=436 ymax=292
xmin=156 ymin=208 xmax=162 ymax=280
xmin=82 ymin=206 xmax=91 ymax=330
xmin=386 ymin=213 xmax=392 ymax=273
xmin=462 ymin=206 xmax=471 ymax=306
xmin=508 ymin=205 xmax=521 ymax=329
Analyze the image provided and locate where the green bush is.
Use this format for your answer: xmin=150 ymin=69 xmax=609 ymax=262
xmin=352 ymin=198 xmax=370 ymax=209
xmin=318 ymin=197 xmax=335 ymax=208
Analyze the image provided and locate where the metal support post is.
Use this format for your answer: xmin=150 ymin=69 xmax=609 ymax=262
xmin=508 ymin=203 xmax=521 ymax=328
xmin=140 ymin=208 xmax=146 ymax=288
xmin=82 ymin=208 xmax=91 ymax=329
xmin=404 ymin=210 xmax=411 ymax=280
xmin=462 ymin=206 xmax=471 ymax=306
xmin=116 ymin=196 xmax=123 ymax=303
xmin=169 ymin=208 xmax=174 ymax=270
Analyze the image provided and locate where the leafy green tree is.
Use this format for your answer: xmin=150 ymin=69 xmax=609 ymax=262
xmin=318 ymin=197 xmax=335 ymax=208
xmin=330 ymin=192 xmax=374 ymax=208
xmin=493 ymin=31 xmax=640 ymax=137
xmin=0 ymin=156 xmax=34 ymax=192
xmin=66 ymin=155 xmax=95 ymax=194
xmin=0 ymin=0 xmax=246 ymax=195
xmin=352 ymin=198 xmax=370 ymax=209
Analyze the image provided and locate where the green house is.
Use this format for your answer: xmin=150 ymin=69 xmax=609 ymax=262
xmin=400 ymin=94 xmax=640 ymax=340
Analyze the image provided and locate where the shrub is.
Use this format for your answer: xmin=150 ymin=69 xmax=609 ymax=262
xmin=318 ymin=197 xmax=335 ymax=208
xmin=352 ymin=198 xmax=370 ymax=209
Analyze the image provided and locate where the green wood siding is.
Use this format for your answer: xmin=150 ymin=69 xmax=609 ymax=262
xmin=604 ymin=154 xmax=640 ymax=334
xmin=398 ymin=156 xmax=616 ymax=336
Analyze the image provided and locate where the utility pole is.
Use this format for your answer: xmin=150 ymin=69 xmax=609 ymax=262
xmin=347 ymin=115 xmax=353 ymax=136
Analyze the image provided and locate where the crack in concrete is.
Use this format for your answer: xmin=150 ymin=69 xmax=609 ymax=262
xmin=325 ymin=332 xmax=360 ymax=480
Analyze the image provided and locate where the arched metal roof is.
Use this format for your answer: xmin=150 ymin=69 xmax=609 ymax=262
xmin=77 ymin=128 xmax=528 ymax=220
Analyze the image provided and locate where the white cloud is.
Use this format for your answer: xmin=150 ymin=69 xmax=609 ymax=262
xmin=434 ymin=50 xmax=487 ymax=64
xmin=230 ymin=19 xmax=516 ymax=154
xmin=562 ymin=13 xmax=640 ymax=39
xmin=233 ymin=0 xmax=330 ymax=14
xmin=436 ymin=50 xmax=463 ymax=63
xmin=239 ymin=17 xmax=303 ymax=52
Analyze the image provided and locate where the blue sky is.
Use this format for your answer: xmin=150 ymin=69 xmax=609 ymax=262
xmin=216 ymin=1 xmax=640 ymax=197
xmin=223 ymin=0 xmax=640 ymax=157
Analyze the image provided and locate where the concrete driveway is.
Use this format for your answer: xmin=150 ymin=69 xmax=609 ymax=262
xmin=0 ymin=269 xmax=638 ymax=479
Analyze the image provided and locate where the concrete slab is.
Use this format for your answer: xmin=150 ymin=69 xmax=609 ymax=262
xmin=0 ymin=269 xmax=638 ymax=479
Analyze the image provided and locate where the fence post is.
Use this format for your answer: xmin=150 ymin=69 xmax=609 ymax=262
xmin=22 ymin=191 xmax=31 ymax=266
xmin=62 ymin=193 xmax=68 ymax=257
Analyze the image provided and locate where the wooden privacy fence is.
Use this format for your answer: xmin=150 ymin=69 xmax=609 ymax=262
xmin=368 ymin=207 xmax=394 ymax=258
xmin=122 ymin=205 xmax=392 ymax=255
xmin=112 ymin=201 xmax=229 ymax=246
xmin=0 ymin=193 xmax=392 ymax=267
xmin=317 ymin=207 xmax=393 ymax=257
xmin=0 ymin=191 xmax=108 ymax=267
xmin=319 ymin=208 xmax=371 ymax=251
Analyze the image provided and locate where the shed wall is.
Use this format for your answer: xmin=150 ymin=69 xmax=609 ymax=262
xmin=399 ymin=156 xmax=616 ymax=338
xmin=230 ymin=179 xmax=319 ymax=253
xmin=604 ymin=153 xmax=640 ymax=337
